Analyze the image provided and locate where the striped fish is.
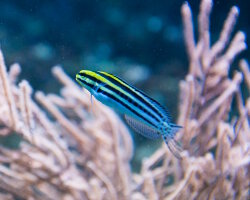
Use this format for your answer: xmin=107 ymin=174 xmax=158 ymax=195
xmin=76 ymin=70 xmax=183 ymax=159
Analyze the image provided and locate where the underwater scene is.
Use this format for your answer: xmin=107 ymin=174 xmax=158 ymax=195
xmin=0 ymin=0 xmax=249 ymax=199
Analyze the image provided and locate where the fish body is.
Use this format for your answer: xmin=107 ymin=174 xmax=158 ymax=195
xmin=76 ymin=70 xmax=183 ymax=158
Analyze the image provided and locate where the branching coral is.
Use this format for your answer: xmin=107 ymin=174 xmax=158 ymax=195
xmin=179 ymin=0 xmax=247 ymax=155
xmin=0 ymin=0 xmax=249 ymax=199
xmin=134 ymin=0 xmax=249 ymax=199
xmin=0 ymin=51 xmax=133 ymax=199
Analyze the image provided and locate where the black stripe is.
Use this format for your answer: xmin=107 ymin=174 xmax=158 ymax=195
xmin=100 ymin=88 xmax=158 ymax=128
xmin=77 ymin=76 xmax=157 ymax=128
xmin=96 ymin=71 xmax=165 ymax=119
xmin=77 ymin=77 xmax=94 ymax=88
xmin=82 ymin=73 xmax=161 ymax=124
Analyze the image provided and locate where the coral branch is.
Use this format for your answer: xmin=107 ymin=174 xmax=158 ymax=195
xmin=0 ymin=50 xmax=19 ymax=130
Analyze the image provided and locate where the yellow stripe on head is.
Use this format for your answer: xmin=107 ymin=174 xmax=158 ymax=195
xmin=79 ymin=70 xmax=85 ymax=74
xmin=77 ymin=70 xmax=138 ymax=103
xmin=85 ymin=71 xmax=138 ymax=101
xmin=88 ymin=71 xmax=124 ymax=92
xmin=98 ymin=71 xmax=136 ymax=92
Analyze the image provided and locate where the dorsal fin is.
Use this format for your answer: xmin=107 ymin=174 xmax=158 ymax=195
xmin=137 ymin=93 xmax=172 ymax=122
xmin=149 ymin=98 xmax=172 ymax=121
xmin=124 ymin=115 xmax=160 ymax=139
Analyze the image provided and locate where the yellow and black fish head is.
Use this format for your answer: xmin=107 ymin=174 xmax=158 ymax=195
xmin=76 ymin=70 xmax=96 ymax=91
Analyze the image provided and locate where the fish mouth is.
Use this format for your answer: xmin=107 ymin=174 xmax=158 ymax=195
xmin=75 ymin=73 xmax=83 ymax=84
xmin=75 ymin=73 xmax=80 ymax=80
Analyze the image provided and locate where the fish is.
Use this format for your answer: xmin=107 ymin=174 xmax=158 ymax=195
xmin=76 ymin=70 xmax=183 ymax=159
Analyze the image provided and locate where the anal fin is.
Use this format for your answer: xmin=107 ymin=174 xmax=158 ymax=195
xmin=124 ymin=115 xmax=160 ymax=139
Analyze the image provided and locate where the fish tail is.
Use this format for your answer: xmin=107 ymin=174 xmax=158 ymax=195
xmin=169 ymin=123 xmax=182 ymax=137
xmin=162 ymin=123 xmax=183 ymax=159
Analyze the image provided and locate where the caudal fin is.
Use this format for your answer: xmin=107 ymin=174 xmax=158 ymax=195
xmin=163 ymin=123 xmax=183 ymax=159
xmin=169 ymin=123 xmax=182 ymax=136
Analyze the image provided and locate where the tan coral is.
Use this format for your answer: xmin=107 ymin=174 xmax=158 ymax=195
xmin=136 ymin=0 xmax=249 ymax=199
xmin=0 ymin=50 xmax=133 ymax=199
